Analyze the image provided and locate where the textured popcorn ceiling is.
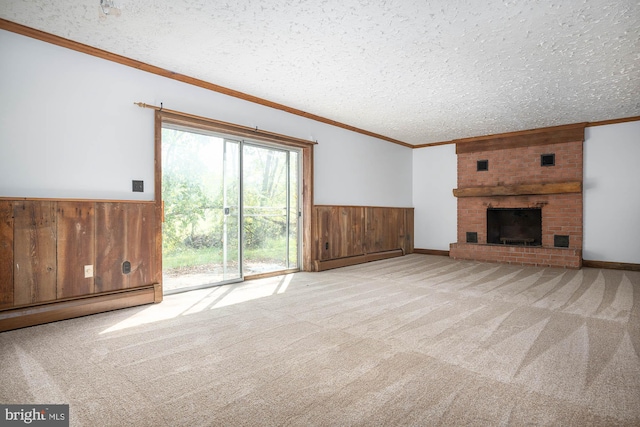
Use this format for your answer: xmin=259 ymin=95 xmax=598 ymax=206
xmin=1 ymin=0 xmax=639 ymax=145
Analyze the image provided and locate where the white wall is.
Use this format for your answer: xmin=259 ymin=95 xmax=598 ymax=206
xmin=412 ymin=144 xmax=457 ymax=250
xmin=584 ymin=121 xmax=640 ymax=263
xmin=0 ymin=30 xmax=412 ymax=206
xmin=314 ymin=128 xmax=413 ymax=206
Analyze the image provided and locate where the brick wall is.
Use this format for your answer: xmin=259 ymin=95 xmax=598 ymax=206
xmin=457 ymin=141 xmax=583 ymax=187
xmin=450 ymin=139 xmax=583 ymax=268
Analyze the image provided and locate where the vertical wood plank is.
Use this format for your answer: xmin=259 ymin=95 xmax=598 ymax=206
xmin=355 ymin=207 xmax=365 ymax=255
xmin=13 ymin=201 xmax=57 ymax=305
xmin=331 ymin=207 xmax=344 ymax=259
xmin=95 ymin=202 xmax=125 ymax=293
xmin=390 ymin=208 xmax=403 ymax=251
xmin=396 ymin=208 xmax=406 ymax=254
xmin=57 ymin=202 xmax=95 ymax=299
xmin=316 ymin=206 xmax=331 ymax=261
xmin=331 ymin=207 xmax=353 ymax=258
xmin=334 ymin=207 xmax=348 ymax=259
xmin=365 ymin=207 xmax=379 ymax=253
xmin=127 ymin=203 xmax=156 ymax=288
xmin=0 ymin=201 xmax=14 ymax=308
xmin=404 ymin=208 xmax=414 ymax=254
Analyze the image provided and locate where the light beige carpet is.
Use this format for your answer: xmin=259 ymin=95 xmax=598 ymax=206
xmin=1 ymin=254 xmax=639 ymax=426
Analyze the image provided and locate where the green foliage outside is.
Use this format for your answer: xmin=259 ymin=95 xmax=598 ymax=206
xmin=161 ymin=128 xmax=298 ymax=275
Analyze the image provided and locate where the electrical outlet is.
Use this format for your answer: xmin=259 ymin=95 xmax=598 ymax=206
xmin=84 ymin=265 xmax=94 ymax=278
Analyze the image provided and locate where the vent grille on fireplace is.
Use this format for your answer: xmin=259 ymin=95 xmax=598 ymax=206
xmin=554 ymin=235 xmax=569 ymax=248
xmin=541 ymin=153 xmax=555 ymax=166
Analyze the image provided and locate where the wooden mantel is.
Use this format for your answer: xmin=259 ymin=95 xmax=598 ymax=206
xmin=453 ymin=181 xmax=582 ymax=198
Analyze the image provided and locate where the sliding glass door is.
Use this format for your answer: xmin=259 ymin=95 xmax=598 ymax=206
xmin=242 ymin=144 xmax=299 ymax=275
xmin=161 ymin=126 xmax=300 ymax=293
xmin=161 ymin=127 xmax=241 ymax=293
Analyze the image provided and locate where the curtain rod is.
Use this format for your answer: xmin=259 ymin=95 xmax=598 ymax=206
xmin=135 ymin=102 xmax=318 ymax=147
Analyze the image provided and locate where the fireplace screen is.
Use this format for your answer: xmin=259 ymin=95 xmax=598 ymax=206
xmin=487 ymin=208 xmax=542 ymax=246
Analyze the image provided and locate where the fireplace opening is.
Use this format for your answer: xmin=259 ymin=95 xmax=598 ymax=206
xmin=487 ymin=208 xmax=542 ymax=246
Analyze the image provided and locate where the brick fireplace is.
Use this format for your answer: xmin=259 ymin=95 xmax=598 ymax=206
xmin=449 ymin=124 xmax=585 ymax=268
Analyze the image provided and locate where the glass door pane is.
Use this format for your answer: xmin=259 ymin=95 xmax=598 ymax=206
xmin=161 ymin=127 xmax=241 ymax=293
xmin=242 ymin=144 xmax=290 ymax=275
xmin=223 ymin=139 xmax=241 ymax=279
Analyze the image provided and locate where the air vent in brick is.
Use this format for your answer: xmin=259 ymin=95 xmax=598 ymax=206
xmin=554 ymin=235 xmax=569 ymax=248
xmin=541 ymin=153 xmax=555 ymax=166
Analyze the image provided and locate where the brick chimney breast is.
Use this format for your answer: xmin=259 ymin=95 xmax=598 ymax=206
xmin=450 ymin=127 xmax=584 ymax=269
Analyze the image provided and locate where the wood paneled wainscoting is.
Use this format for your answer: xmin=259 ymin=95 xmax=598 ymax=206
xmin=313 ymin=205 xmax=414 ymax=271
xmin=0 ymin=199 xmax=161 ymax=332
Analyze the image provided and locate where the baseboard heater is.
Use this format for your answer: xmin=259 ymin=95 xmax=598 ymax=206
xmin=0 ymin=283 xmax=162 ymax=332
xmin=314 ymin=249 xmax=404 ymax=272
